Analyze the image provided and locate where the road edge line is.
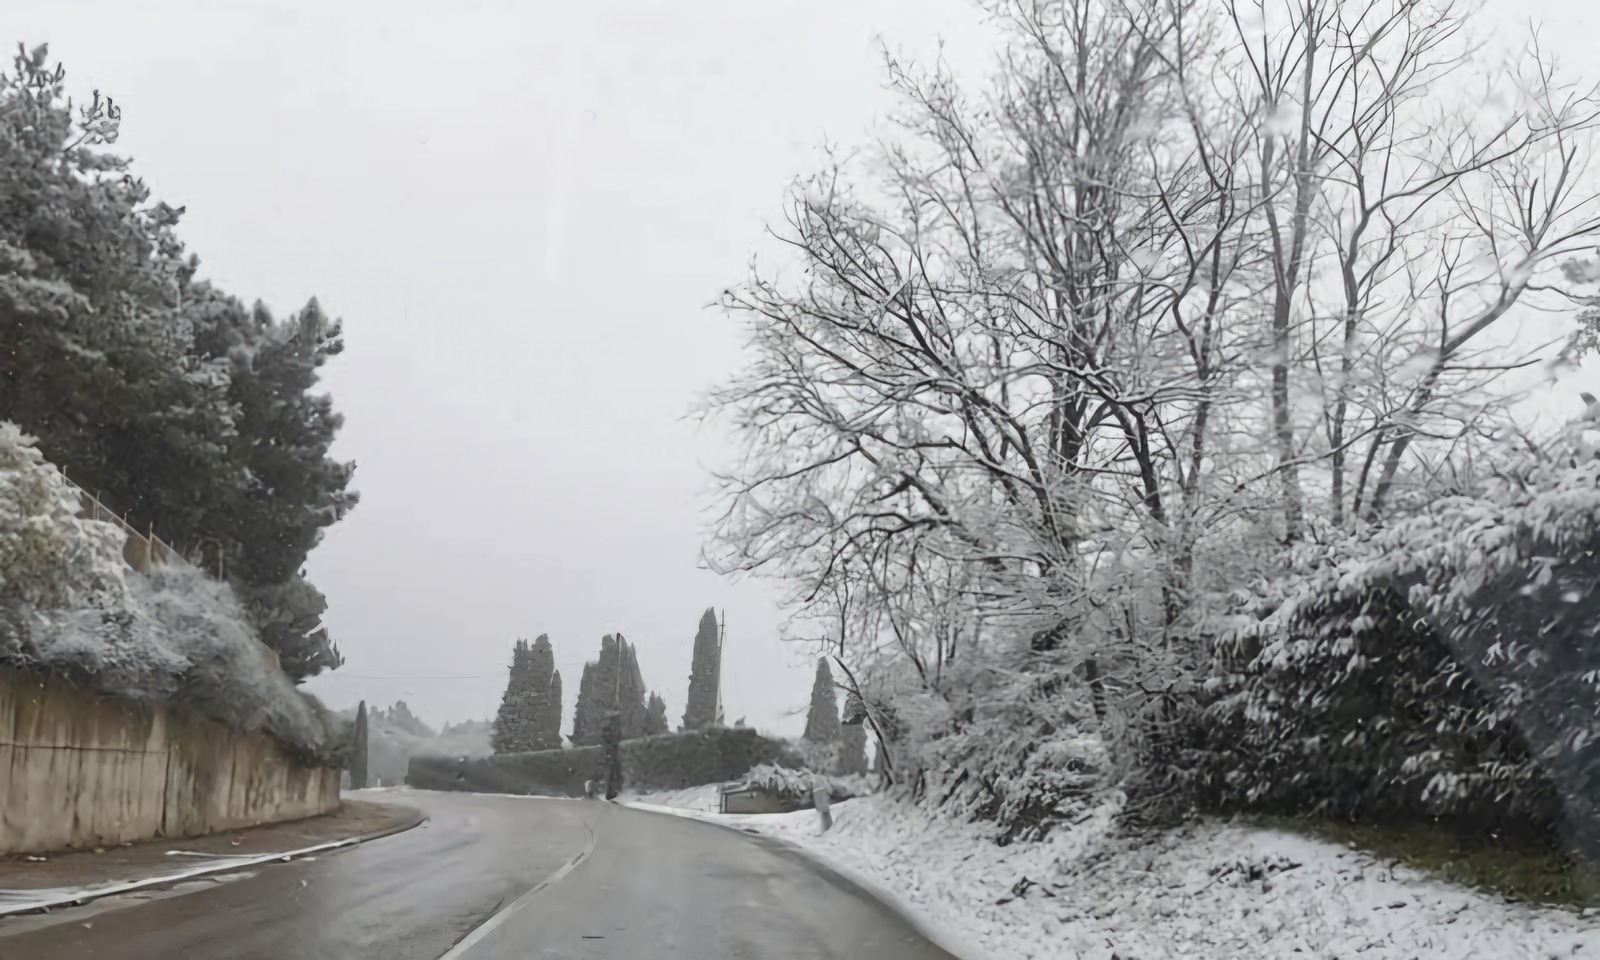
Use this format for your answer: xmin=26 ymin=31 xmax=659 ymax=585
xmin=434 ymin=816 xmax=598 ymax=960
xmin=617 ymin=800 xmax=994 ymax=960
xmin=0 ymin=806 xmax=428 ymax=919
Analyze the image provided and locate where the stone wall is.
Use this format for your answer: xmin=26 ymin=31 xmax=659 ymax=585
xmin=0 ymin=667 xmax=339 ymax=855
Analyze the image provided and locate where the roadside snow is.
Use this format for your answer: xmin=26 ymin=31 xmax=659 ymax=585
xmin=618 ymin=784 xmax=721 ymax=813
xmin=627 ymin=789 xmax=1600 ymax=960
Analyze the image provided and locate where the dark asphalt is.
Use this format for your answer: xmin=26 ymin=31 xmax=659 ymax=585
xmin=0 ymin=790 xmax=961 ymax=960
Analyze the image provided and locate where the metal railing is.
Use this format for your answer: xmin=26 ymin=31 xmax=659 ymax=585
xmin=59 ymin=468 xmax=202 ymax=577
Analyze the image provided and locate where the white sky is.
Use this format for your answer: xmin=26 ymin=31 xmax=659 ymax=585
xmin=8 ymin=0 xmax=1597 ymax=734
xmin=5 ymin=0 xmax=998 ymax=734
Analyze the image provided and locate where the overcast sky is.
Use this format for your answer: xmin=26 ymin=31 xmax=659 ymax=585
xmin=9 ymin=0 xmax=1598 ymax=734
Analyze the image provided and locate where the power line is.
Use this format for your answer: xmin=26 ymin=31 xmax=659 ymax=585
xmin=325 ymin=674 xmax=487 ymax=681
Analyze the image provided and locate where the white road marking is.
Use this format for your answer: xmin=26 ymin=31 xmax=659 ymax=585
xmin=434 ymin=816 xmax=598 ymax=960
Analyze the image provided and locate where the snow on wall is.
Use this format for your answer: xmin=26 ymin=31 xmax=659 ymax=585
xmin=0 ymin=422 xmax=346 ymax=764
xmin=0 ymin=666 xmax=339 ymax=855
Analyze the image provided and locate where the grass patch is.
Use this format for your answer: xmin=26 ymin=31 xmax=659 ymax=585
xmin=1259 ymin=816 xmax=1600 ymax=907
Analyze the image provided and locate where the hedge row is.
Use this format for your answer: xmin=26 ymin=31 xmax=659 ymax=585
xmin=406 ymin=725 xmax=800 ymax=796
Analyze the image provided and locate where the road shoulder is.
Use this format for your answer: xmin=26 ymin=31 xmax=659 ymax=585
xmin=0 ymin=798 xmax=424 ymax=915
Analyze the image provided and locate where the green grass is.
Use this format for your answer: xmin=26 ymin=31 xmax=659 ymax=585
xmin=1258 ymin=816 xmax=1600 ymax=907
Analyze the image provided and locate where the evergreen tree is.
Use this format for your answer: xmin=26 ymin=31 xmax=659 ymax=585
xmin=571 ymin=636 xmax=621 ymax=747
xmin=617 ymin=635 xmax=650 ymax=739
xmin=544 ymin=668 xmax=563 ymax=748
xmin=492 ymin=639 xmax=536 ymax=754
xmin=803 ymin=658 xmax=842 ymax=744
xmin=383 ymin=700 xmax=434 ymax=737
xmin=644 ymin=692 xmax=669 ymax=736
xmin=0 ymin=47 xmax=357 ymax=681
xmin=572 ymin=660 xmax=599 ymax=746
xmin=682 ymin=607 xmax=721 ymax=730
xmin=525 ymin=635 xmax=559 ymax=750
xmin=350 ymin=701 xmax=369 ymax=789
xmin=571 ymin=634 xmax=650 ymax=745
xmin=838 ymin=722 xmax=869 ymax=776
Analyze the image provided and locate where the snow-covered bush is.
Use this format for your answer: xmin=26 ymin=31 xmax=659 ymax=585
xmin=0 ymin=421 xmax=128 ymax=607
xmin=746 ymin=763 xmax=831 ymax=803
xmin=1185 ymin=432 xmax=1600 ymax=860
xmin=0 ymin=423 xmax=347 ymax=765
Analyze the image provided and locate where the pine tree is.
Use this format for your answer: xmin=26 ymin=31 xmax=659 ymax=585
xmin=644 ymin=692 xmax=669 ymax=736
xmin=803 ymin=658 xmax=842 ymax=744
xmin=0 ymin=48 xmax=357 ymax=681
xmin=682 ymin=608 xmax=721 ymax=730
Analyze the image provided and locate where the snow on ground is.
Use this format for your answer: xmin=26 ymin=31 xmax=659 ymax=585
xmin=627 ymin=788 xmax=1600 ymax=960
xmin=618 ymin=784 xmax=721 ymax=813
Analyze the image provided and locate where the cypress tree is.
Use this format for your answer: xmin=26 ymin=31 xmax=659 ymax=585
xmin=617 ymin=635 xmax=649 ymax=739
xmin=682 ymin=608 xmax=721 ymax=730
xmin=525 ymin=635 xmax=559 ymax=750
xmin=803 ymin=658 xmax=842 ymax=744
xmin=838 ymin=721 xmax=869 ymax=776
xmin=644 ymin=692 xmax=669 ymax=736
xmin=573 ymin=634 xmax=653 ymax=745
xmin=544 ymin=668 xmax=563 ymax=748
xmin=572 ymin=660 xmax=600 ymax=746
xmin=350 ymin=700 xmax=369 ymax=789
xmin=493 ymin=639 xmax=542 ymax=753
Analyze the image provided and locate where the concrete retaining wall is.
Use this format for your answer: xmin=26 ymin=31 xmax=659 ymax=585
xmin=0 ymin=667 xmax=339 ymax=855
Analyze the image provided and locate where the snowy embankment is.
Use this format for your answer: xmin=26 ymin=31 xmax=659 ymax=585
xmin=0 ymin=422 xmax=345 ymax=764
xmin=626 ymin=788 xmax=1600 ymax=960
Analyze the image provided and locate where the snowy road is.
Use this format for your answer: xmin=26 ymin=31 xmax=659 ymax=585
xmin=0 ymin=789 xmax=959 ymax=959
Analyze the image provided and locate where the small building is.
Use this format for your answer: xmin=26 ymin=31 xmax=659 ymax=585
xmin=718 ymin=781 xmax=812 ymax=815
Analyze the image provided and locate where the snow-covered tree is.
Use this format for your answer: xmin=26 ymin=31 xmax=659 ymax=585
xmin=0 ymin=44 xmax=357 ymax=680
xmin=0 ymin=422 xmax=347 ymax=763
xmin=700 ymin=0 xmax=1600 ymax=841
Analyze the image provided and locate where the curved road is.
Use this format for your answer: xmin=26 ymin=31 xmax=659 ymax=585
xmin=0 ymin=790 xmax=960 ymax=959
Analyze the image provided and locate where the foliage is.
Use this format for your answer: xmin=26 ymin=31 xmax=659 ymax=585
xmin=745 ymin=763 xmax=829 ymax=803
xmin=0 ymin=423 xmax=347 ymax=764
xmin=373 ymin=699 xmax=434 ymax=738
xmin=570 ymin=634 xmax=660 ymax=746
xmin=682 ymin=607 xmax=721 ymax=730
xmin=1184 ymin=429 xmax=1600 ymax=860
xmin=645 ymin=691 xmax=669 ymax=735
xmin=701 ymin=0 xmax=1600 ymax=844
xmin=408 ymin=725 xmax=800 ymax=795
xmin=492 ymin=635 xmax=561 ymax=753
xmin=0 ymin=44 xmax=356 ymax=680
xmin=354 ymin=702 xmax=492 ymax=786
xmin=802 ymin=657 xmax=841 ymax=744
xmin=838 ymin=722 xmax=870 ymax=776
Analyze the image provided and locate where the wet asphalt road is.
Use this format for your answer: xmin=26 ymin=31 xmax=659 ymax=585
xmin=0 ymin=790 xmax=960 ymax=960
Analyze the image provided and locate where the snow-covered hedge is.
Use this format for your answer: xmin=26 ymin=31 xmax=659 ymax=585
xmin=0 ymin=423 xmax=347 ymax=766
xmin=1181 ymin=432 xmax=1600 ymax=860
